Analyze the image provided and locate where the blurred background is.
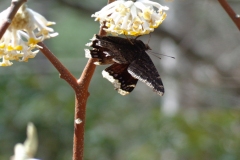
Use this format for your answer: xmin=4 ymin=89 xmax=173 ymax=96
xmin=0 ymin=0 xmax=240 ymax=159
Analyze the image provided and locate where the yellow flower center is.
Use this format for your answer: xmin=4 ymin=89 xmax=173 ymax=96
xmin=143 ymin=8 xmax=152 ymax=21
xmin=0 ymin=43 xmax=5 ymax=49
xmin=7 ymin=46 xmax=14 ymax=51
xmin=15 ymin=45 xmax=23 ymax=51
xmin=28 ymin=38 xmax=40 ymax=46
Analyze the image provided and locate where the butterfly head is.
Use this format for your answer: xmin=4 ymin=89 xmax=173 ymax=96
xmin=133 ymin=39 xmax=151 ymax=51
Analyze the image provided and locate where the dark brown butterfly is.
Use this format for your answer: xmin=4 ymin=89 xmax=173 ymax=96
xmin=85 ymin=34 xmax=164 ymax=96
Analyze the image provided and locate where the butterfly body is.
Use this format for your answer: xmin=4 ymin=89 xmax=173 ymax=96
xmin=85 ymin=34 xmax=164 ymax=96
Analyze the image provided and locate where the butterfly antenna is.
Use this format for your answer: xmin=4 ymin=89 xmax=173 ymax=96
xmin=124 ymin=34 xmax=134 ymax=45
xmin=147 ymin=34 xmax=151 ymax=45
xmin=149 ymin=53 xmax=162 ymax=59
xmin=148 ymin=50 xmax=175 ymax=59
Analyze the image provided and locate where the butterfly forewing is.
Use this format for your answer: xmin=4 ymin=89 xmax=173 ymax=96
xmin=127 ymin=53 xmax=164 ymax=96
xmin=94 ymin=35 xmax=140 ymax=64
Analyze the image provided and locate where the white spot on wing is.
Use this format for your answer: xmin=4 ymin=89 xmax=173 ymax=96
xmin=94 ymin=62 xmax=101 ymax=65
xmin=85 ymin=42 xmax=93 ymax=47
xmin=90 ymin=34 xmax=97 ymax=41
xmin=85 ymin=49 xmax=92 ymax=58
xmin=102 ymin=70 xmax=121 ymax=89
xmin=118 ymin=89 xmax=129 ymax=95
xmin=159 ymin=92 xmax=164 ymax=96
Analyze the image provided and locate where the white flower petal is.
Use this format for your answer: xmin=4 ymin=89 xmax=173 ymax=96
xmin=92 ymin=0 xmax=168 ymax=36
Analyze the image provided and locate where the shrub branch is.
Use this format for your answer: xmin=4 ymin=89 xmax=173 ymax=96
xmin=218 ymin=0 xmax=240 ymax=30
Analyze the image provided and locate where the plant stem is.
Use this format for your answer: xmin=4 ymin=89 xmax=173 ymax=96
xmin=38 ymin=41 xmax=96 ymax=160
xmin=72 ymin=0 xmax=115 ymax=159
xmin=218 ymin=0 xmax=240 ymax=30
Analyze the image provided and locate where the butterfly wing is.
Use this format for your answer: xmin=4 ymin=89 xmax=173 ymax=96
xmin=102 ymin=63 xmax=138 ymax=95
xmin=85 ymin=48 xmax=114 ymax=65
xmin=127 ymin=53 xmax=164 ymax=96
xmin=92 ymin=35 xmax=138 ymax=64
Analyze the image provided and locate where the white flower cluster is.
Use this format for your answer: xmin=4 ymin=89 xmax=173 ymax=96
xmin=0 ymin=4 xmax=58 ymax=66
xmin=92 ymin=0 xmax=168 ymax=36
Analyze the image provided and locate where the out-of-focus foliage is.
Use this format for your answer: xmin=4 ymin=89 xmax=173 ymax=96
xmin=85 ymin=109 xmax=240 ymax=160
xmin=0 ymin=0 xmax=240 ymax=160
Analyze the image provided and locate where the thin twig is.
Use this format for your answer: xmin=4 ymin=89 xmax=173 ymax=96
xmin=0 ymin=0 xmax=27 ymax=39
xmin=218 ymin=0 xmax=240 ymax=30
xmin=72 ymin=58 xmax=96 ymax=160
xmin=38 ymin=42 xmax=78 ymax=88
xmin=72 ymin=0 xmax=115 ymax=160
xmin=108 ymin=0 xmax=116 ymax=4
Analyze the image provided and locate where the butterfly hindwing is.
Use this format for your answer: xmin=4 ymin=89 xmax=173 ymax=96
xmin=102 ymin=63 xmax=138 ymax=95
xmin=128 ymin=53 xmax=164 ymax=96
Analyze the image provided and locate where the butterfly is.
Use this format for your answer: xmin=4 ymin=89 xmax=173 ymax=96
xmin=85 ymin=34 xmax=164 ymax=96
